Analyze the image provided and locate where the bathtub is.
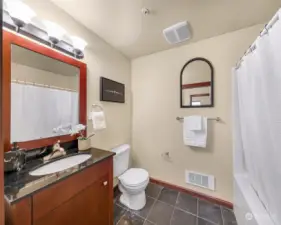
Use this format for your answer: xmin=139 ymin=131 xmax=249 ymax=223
xmin=234 ymin=174 xmax=274 ymax=225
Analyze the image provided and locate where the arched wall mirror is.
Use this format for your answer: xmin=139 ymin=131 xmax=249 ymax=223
xmin=180 ymin=57 xmax=214 ymax=108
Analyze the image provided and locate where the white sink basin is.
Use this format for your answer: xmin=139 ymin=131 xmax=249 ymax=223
xmin=29 ymin=154 xmax=92 ymax=176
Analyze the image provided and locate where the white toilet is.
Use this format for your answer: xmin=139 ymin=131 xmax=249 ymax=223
xmin=112 ymin=144 xmax=149 ymax=210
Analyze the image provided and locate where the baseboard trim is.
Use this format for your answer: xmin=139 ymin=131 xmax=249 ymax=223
xmin=150 ymin=177 xmax=233 ymax=209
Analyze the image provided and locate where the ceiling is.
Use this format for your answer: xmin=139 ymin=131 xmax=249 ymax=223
xmin=50 ymin=0 xmax=281 ymax=59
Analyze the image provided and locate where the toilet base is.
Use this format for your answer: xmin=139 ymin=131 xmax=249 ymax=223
xmin=119 ymin=191 xmax=146 ymax=210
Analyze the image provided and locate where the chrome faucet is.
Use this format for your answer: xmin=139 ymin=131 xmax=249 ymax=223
xmin=43 ymin=140 xmax=66 ymax=161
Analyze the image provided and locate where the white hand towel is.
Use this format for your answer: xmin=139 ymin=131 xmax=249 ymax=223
xmin=185 ymin=116 xmax=202 ymax=131
xmin=183 ymin=117 xmax=207 ymax=148
xmin=91 ymin=111 xmax=106 ymax=131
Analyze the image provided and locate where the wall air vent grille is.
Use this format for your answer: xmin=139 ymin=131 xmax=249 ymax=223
xmin=185 ymin=170 xmax=215 ymax=191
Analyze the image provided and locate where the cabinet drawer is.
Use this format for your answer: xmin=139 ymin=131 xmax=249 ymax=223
xmin=33 ymin=158 xmax=111 ymax=221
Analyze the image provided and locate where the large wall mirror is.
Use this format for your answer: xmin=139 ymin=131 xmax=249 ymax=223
xmin=180 ymin=57 xmax=214 ymax=108
xmin=3 ymin=31 xmax=87 ymax=151
xmin=11 ymin=45 xmax=80 ymax=143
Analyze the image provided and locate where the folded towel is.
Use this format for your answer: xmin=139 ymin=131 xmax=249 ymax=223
xmin=185 ymin=116 xmax=202 ymax=131
xmin=183 ymin=117 xmax=207 ymax=148
xmin=91 ymin=111 xmax=106 ymax=131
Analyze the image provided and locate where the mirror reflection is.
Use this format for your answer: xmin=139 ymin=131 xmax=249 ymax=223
xmin=180 ymin=58 xmax=214 ymax=108
xmin=11 ymin=45 xmax=80 ymax=143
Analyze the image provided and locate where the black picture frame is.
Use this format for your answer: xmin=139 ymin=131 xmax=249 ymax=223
xmin=180 ymin=57 xmax=214 ymax=108
xmin=100 ymin=77 xmax=125 ymax=103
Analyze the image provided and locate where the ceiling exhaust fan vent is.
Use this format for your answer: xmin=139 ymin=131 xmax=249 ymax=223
xmin=163 ymin=21 xmax=191 ymax=44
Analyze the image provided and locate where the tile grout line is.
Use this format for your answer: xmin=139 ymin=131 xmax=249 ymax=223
xmin=169 ymin=192 xmax=179 ymax=225
xmin=177 ymin=207 xmax=219 ymax=224
xmin=116 ymin=213 xmax=126 ymax=225
xmin=196 ymin=198 xmax=199 ymax=225
xmin=147 ymin=183 xmax=232 ymax=225
xmin=220 ymin=205 xmax=225 ymax=225
xmin=196 ymin=198 xmax=218 ymax=225
xmin=117 ymin=185 xmax=226 ymax=225
xmin=148 ymin=196 xmax=178 ymax=208
xmin=117 ymin=197 xmax=156 ymax=225
xmin=156 ymin=185 xmax=164 ymax=199
xmin=150 ymin=193 xmax=202 ymax=218
xmin=116 ymin=201 xmax=127 ymax=209
xmin=144 ymin=196 xmax=158 ymax=225
xmin=174 ymin=206 xmax=198 ymax=217
xmin=198 ymin=217 xmax=218 ymax=225
xmin=149 ymin=188 xmax=218 ymax=224
xmin=118 ymin=183 xmax=163 ymax=225
xmin=197 ymin=216 xmax=218 ymax=225
xmin=143 ymin=185 xmax=163 ymax=224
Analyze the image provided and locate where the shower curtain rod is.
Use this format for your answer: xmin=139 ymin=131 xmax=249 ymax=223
xmin=235 ymin=12 xmax=280 ymax=69
xmin=11 ymin=79 xmax=78 ymax=92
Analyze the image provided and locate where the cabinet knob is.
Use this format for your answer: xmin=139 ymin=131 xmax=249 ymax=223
xmin=103 ymin=181 xmax=108 ymax=186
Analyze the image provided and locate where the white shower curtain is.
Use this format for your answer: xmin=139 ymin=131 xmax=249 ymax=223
xmin=233 ymin=9 xmax=281 ymax=225
xmin=11 ymin=83 xmax=79 ymax=142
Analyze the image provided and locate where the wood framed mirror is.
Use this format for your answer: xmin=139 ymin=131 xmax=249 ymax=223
xmin=180 ymin=57 xmax=214 ymax=108
xmin=2 ymin=30 xmax=87 ymax=152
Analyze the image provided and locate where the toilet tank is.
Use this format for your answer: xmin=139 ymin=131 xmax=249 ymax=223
xmin=112 ymin=144 xmax=130 ymax=177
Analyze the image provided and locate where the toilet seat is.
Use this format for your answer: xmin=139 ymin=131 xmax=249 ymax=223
xmin=119 ymin=168 xmax=149 ymax=187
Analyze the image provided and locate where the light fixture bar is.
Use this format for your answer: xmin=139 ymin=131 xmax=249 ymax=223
xmin=3 ymin=9 xmax=85 ymax=59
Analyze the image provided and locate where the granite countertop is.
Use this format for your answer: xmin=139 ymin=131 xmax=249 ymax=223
xmin=4 ymin=148 xmax=115 ymax=204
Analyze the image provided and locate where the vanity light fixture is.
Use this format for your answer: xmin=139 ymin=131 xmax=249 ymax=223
xmin=43 ymin=20 xmax=66 ymax=45
xmin=5 ymin=0 xmax=36 ymax=31
xmin=70 ymin=36 xmax=88 ymax=57
xmin=3 ymin=5 xmax=86 ymax=59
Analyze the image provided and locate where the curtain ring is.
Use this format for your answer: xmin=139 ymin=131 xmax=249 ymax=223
xmin=260 ymin=24 xmax=269 ymax=37
xmin=264 ymin=24 xmax=269 ymax=34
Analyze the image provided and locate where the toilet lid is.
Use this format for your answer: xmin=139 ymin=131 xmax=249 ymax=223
xmin=119 ymin=168 xmax=149 ymax=187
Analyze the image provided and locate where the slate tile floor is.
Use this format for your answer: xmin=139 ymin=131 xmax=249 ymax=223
xmin=114 ymin=182 xmax=237 ymax=225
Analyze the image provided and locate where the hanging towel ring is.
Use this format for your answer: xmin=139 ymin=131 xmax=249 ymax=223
xmin=92 ymin=104 xmax=104 ymax=112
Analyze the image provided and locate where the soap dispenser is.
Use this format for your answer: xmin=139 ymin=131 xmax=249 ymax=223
xmin=4 ymin=142 xmax=26 ymax=172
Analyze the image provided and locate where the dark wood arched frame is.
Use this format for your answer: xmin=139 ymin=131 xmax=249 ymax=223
xmin=180 ymin=57 xmax=214 ymax=108
xmin=2 ymin=30 xmax=87 ymax=151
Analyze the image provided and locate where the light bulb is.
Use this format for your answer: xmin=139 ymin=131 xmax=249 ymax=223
xmin=43 ymin=20 xmax=66 ymax=44
xmin=5 ymin=0 xmax=36 ymax=26
xmin=70 ymin=36 xmax=88 ymax=52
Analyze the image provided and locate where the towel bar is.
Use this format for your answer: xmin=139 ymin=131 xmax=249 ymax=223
xmin=176 ymin=116 xmax=221 ymax=122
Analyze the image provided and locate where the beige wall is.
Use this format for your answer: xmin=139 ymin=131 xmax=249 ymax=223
xmin=22 ymin=0 xmax=132 ymax=150
xmin=131 ymin=24 xmax=263 ymax=202
xmin=11 ymin=63 xmax=79 ymax=91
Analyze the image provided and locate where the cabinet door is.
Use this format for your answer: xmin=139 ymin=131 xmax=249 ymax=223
xmin=11 ymin=197 xmax=32 ymax=225
xmin=92 ymin=174 xmax=111 ymax=225
xmin=34 ymin=175 xmax=111 ymax=225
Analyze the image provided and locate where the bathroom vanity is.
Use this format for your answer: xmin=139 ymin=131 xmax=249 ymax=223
xmin=2 ymin=29 xmax=115 ymax=225
xmin=5 ymin=148 xmax=115 ymax=225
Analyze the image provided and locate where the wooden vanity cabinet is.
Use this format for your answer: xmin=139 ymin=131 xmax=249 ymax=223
xmin=10 ymin=197 xmax=32 ymax=225
xmin=11 ymin=157 xmax=113 ymax=225
xmin=34 ymin=175 xmax=110 ymax=225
